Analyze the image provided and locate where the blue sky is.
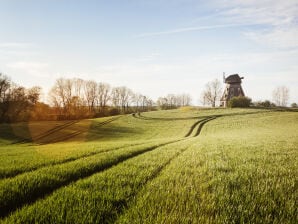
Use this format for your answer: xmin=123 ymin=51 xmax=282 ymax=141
xmin=0 ymin=0 xmax=297 ymax=104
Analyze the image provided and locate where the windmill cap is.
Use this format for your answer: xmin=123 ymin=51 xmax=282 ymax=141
xmin=225 ymin=74 xmax=243 ymax=83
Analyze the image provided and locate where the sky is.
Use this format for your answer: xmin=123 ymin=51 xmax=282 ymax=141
xmin=0 ymin=0 xmax=297 ymax=105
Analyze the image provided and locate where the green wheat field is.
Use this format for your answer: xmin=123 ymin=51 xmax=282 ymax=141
xmin=0 ymin=108 xmax=297 ymax=223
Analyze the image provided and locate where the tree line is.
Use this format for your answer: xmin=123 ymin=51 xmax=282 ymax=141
xmin=0 ymin=73 xmax=41 ymax=122
xmin=1 ymin=72 xmax=294 ymax=122
xmin=0 ymin=74 xmax=192 ymax=122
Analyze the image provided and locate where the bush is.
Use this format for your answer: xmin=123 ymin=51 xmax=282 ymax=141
xmin=108 ymin=108 xmax=120 ymax=116
xmin=228 ymin=96 xmax=251 ymax=108
xmin=253 ymin=100 xmax=276 ymax=108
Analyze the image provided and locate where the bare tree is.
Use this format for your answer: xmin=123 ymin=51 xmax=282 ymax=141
xmin=140 ymin=95 xmax=148 ymax=110
xmin=111 ymin=87 xmax=121 ymax=109
xmin=84 ymin=80 xmax=97 ymax=112
xmin=65 ymin=79 xmax=73 ymax=107
xmin=201 ymin=79 xmax=222 ymax=107
xmin=157 ymin=97 xmax=168 ymax=109
xmin=51 ymin=78 xmax=67 ymax=108
xmin=0 ymin=73 xmax=11 ymax=103
xmin=27 ymin=86 xmax=42 ymax=105
xmin=166 ymin=94 xmax=177 ymax=108
xmin=176 ymin=93 xmax=192 ymax=107
xmin=118 ymin=86 xmax=133 ymax=111
xmin=49 ymin=78 xmax=80 ymax=115
xmin=97 ymin=82 xmax=111 ymax=111
xmin=272 ymin=86 xmax=289 ymax=107
xmin=132 ymin=93 xmax=142 ymax=109
xmin=73 ymin=78 xmax=84 ymax=99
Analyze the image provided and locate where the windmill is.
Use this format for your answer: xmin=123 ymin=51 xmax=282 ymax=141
xmin=220 ymin=73 xmax=245 ymax=107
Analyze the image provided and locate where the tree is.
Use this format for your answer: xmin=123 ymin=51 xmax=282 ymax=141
xmin=118 ymin=86 xmax=133 ymax=111
xmin=97 ymin=82 xmax=111 ymax=111
xmin=228 ymin=96 xmax=251 ymax=108
xmin=49 ymin=78 xmax=86 ymax=116
xmin=111 ymin=87 xmax=121 ymax=110
xmin=254 ymin=100 xmax=275 ymax=108
xmin=201 ymin=79 xmax=222 ymax=107
xmin=176 ymin=93 xmax=192 ymax=107
xmin=0 ymin=74 xmax=42 ymax=122
xmin=272 ymin=86 xmax=289 ymax=107
xmin=131 ymin=93 xmax=140 ymax=109
xmin=84 ymin=80 xmax=97 ymax=112
xmin=157 ymin=97 xmax=168 ymax=109
xmin=0 ymin=73 xmax=11 ymax=103
xmin=27 ymin=86 xmax=42 ymax=105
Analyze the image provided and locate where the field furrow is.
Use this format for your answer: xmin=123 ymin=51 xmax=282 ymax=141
xmin=194 ymin=116 xmax=217 ymax=136
xmin=0 ymin=140 xmax=157 ymax=179
xmin=115 ymin=114 xmax=298 ymax=224
xmin=0 ymin=138 xmax=181 ymax=218
xmin=1 ymin=138 xmax=195 ymax=223
xmin=36 ymin=116 xmax=121 ymax=144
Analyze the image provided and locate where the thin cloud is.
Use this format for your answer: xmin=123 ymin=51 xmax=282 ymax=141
xmin=213 ymin=0 xmax=298 ymax=48
xmin=0 ymin=42 xmax=34 ymax=48
xmin=135 ymin=23 xmax=252 ymax=38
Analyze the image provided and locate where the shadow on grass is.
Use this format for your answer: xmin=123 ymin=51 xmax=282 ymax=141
xmin=86 ymin=121 xmax=142 ymax=142
xmin=0 ymin=123 xmax=32 ymax=145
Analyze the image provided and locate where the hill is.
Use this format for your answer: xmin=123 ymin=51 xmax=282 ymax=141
xmin=0 ymin=108 xmax=297 ymax=223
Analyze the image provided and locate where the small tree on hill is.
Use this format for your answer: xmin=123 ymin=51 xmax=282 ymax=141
xmin=228 ymin=96 xmax=251 ymax=108
xmin=272 ymin=86 xmax=289 ymax=107
xmin=201 ymin=79 xmax=222 ymax=107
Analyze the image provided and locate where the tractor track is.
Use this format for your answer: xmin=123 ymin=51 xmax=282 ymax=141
xmin=0 ymin=138 xmax=184 ymax=219
xmin=13 ymin=116 xmax=120 ymax=145
xmin=1 ymin=140 xmax=156 ymax=180
xmin=194 ymin=116 xmax=217 ymax=136
xmin=12 ymin=120 xmax=79 ymax=144
xmin=103 ymin=140 xmax=198 ymax=223
xmin=2 ymin=114 xmax=217 ymax=218
xmin=133 ymin=113 xmax=216 ymax=138
xmin=132 ymin=113 xmax=200 ymax=121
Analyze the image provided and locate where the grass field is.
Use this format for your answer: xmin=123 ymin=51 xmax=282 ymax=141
xmin=0 ymin=108 xmax=297 ymax=223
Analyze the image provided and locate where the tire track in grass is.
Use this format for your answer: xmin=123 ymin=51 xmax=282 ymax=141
xmin=1 ymin=116 xmax=124 ymax=179
xmin=184 ymin=117 xmax=212 ymax=137
xmin=38 ymin=116 xmax=121 ymax=144
xmin=12 ymin=116 xmax=120 ymax=145
xmin=12 ymin=120 xmax=79 ymax=144
xmin=132 ymin=113 xmax=215 ymax=138
xmin=32 ymin=120 xmax=79 ymax=141
xmin=2 ymin=114 xmax=216 ymax=219
xmin=2 ymin=138 xmax=195 ymax=224
xmin=132 ymin=113 xmax=200 ymax=121
xmin=194 ymin=116 xmax=217 ymax=137
xmin=0 ymin=138 xmax=183 ymax=218
xmin=0 ymin=140 xmax=154 ymax=180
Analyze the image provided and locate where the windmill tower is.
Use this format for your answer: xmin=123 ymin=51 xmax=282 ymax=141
xmin=220 ymin=73 xmax=245 ymax=107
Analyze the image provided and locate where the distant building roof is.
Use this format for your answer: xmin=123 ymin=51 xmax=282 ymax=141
xmin=225 ymin=74 xmax=243 ymax=84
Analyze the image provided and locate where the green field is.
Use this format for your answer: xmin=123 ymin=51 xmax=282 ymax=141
xmin=0 ymin=108 xmax=297 ymax=223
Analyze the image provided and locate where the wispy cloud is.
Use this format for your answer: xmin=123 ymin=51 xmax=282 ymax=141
xmin=244 ymin=27 xmax=298 ymax=49
xmin=7 ymin=61 xmax=49 ymax=78
xmin=0 ymin=42 xmax=34 ymax=48
xmin=135 ymin=23 xmax=252 ymax=38
xmin=213 ymin=0 xmax=298 ymax=48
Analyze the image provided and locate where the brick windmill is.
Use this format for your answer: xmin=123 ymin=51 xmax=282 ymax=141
xmin=220 ymin=73 xmax=245 ymax=107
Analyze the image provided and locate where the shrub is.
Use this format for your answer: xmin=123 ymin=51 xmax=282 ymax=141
xmin=253 ymin=100 xmax=276 ymax=108
xmin=228 ymin=96 xmax=251 ymax=108
xmin=108 ymin=108 xmax=120 ymax=116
